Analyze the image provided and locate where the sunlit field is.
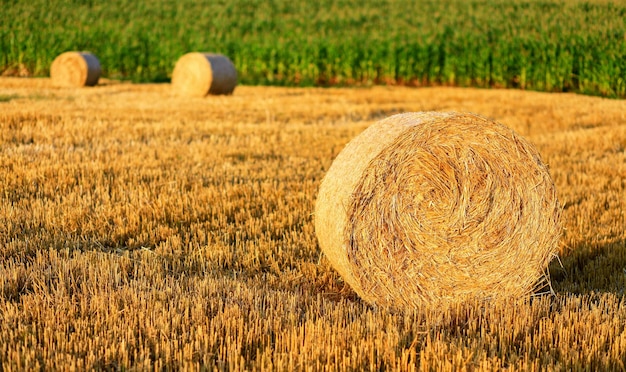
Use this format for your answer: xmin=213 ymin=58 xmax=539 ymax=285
xmin=1 ymin=77 xmax=626 ymax=370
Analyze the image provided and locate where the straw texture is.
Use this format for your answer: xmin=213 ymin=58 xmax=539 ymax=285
xmin=315 ymin=112 xmax=561 ymax=310
xmin=171 ymin=53 xmax=237 ymax=96
xmin=50 ymin=52 xmax=101 ymax=87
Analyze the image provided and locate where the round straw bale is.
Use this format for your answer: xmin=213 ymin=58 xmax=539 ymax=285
xmin=171 ymin=53 xmax=237 ymax=96
xmin=50 ymin=52 xmax=101 ymax=87
xmin=315 ymin=112 xmax=561 ymax=310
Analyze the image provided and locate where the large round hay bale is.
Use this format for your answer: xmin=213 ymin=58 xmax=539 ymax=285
xmin=315 ymin=112 xmax=561 ymax=310
xmin=50 ymin=52 xmax=101 ymax=87
xmin=171 ymin=53 xmax=237 ymax=96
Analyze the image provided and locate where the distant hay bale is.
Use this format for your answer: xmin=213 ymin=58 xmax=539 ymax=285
xmin=50 ymin=52 xmax=101 ymax=87
xmin=314 ymin=112 xmax=562 ymax=310
xmin=171 ymin=53 xmax=237 ymax=96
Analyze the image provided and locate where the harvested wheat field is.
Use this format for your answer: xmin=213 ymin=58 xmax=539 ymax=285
xmin=1 ymin=77 xmax=626 ymax=370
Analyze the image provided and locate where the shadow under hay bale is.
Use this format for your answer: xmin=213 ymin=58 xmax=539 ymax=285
xmin=50 ymin=52 xmax=101 ymax=87
xmin=550 ymin=238 xmax=626 ymax=295
xmin=171 ymin=53 xmax=237 ymax=97
xmin=315 ymin=112 xmax=562 ymax=311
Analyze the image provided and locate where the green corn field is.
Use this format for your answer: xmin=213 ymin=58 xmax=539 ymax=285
xmin=2 ymin=0 xmax=626 ymax=97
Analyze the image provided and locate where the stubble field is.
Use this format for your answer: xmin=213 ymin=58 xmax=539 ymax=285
xmin=1 ymin=77 xmax=626 ymax=370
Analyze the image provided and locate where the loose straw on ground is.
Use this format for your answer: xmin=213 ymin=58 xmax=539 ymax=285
xmin=50 ymin=52 xmax=101 ymax=87
xmin=315 ymin=112 xmax=562 ymax=310
xmin=171 ymin=53 xmax=237 ymax=96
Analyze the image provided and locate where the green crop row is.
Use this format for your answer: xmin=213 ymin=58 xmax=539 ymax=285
xmin=2 ymin=0 xmax=625 ymax=97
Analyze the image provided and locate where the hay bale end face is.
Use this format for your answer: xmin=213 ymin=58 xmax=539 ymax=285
xmin=50 ymin=52 xmax=101 ymax=87
xmin=315 ymin=112 xmax=562 ymax=310
xmin=171 ymin=53 xmax=237 ymax=96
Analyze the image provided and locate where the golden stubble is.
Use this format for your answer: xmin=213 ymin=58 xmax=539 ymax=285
xmin=1 ymin=77 xmax=625 ymax=370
